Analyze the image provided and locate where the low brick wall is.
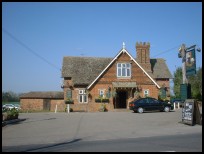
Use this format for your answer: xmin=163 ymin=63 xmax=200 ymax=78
xmin=68 ymin=102 xmax=114 ymax=112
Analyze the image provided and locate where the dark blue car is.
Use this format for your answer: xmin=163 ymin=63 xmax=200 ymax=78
xmin=129 ymin=97 xmax=173 ymax=113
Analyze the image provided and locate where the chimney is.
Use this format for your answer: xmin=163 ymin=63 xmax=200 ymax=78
xmin=136 ymin=42 xmax=151 ymax=72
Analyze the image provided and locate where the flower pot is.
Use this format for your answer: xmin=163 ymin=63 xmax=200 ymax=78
xmin=95 ymin=98 xmax=109 ymax=103
xmin=65 ymin=100 xmax=74 ymax=104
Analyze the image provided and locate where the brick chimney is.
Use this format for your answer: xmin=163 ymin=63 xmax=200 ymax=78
xmin=136 ymin=42 xmax=151 ymax=72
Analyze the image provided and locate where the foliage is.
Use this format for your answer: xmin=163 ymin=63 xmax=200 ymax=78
xmin=2 ymin=91 xmax=21 ymax=102
xmin=98 ymin=103 xmax=107 ymax=112
xmin=158 ymin=96 xmax=169 ymax=102
xmin=95 ymin=95 xmax=109 ymax=103
xmin=188 ymin=67 xmax=202 ymax=100
xmin=173 ymin=67 xmax=183 ymax=98
xmin=112 ymin=90 xmax=117 ymax=98
xmin=65 ymin=107 xmax=73 ymax=112
xmin=65 ymin=97 xmax=74 ymax=104
xmin=2 ymin=108 xmax=19 ymax=121
xmin=173 ymin=66 xmax=202 ymax=100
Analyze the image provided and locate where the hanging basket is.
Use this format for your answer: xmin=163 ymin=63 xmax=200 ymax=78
xmin=95 ymin=98 xmax=109 ymax=103
xmin=64 ymin=100 xmax=74 ymax=104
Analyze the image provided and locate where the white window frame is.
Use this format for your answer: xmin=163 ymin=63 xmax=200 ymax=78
xmin=117 ymin=63 xmax=131 ymax=77
xmin=79 ymin=90 xmax=84 ymax=94
xmin=144 ymin=89 xmax=149 ymax=97
xmin=99 ymin=89 xmax=105 ymax=98
xmin=78 ymin=89 xmax=88 ymax=103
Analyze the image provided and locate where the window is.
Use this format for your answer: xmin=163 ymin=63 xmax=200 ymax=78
xmin=117 ymin=63 xmax=131 ymax=77
xmin=138 ymin=99 xmax=146 ymax=104
xmin=78 ymin=89 xmax=87 ymax=103
xmin=99 ymin=89 xmax=105 ymax=98
xmin=67 ymin=89 xmax=72 ymax=99
xmin=144 ymin=90 xmax=149 ymax=97
xmin=149 ymin=98 xmax=159 ymax=104
xmin=159 ymin=87 xmax=167 ymax=99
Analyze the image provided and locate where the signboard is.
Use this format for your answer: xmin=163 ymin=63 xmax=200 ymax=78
xmin=185 ymin=46 xmax=196 ymax=76
xmin=182 ymin=99 xmax=195 ymax=126
xmin=112 ymin=82 xmax=136 ymax=88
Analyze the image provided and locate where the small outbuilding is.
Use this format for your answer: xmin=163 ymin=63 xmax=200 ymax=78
xmin=20 ymin=91 xmax=65 ymax=112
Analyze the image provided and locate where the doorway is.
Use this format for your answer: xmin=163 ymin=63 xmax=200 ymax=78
xmin=115 ymin=90 xmax=127 ymax=108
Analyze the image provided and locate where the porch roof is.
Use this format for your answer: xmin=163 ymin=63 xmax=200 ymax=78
xmin=112 ymin=82 xmax=137 ymax=88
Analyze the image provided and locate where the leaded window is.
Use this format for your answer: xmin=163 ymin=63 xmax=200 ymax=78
xmin=117 ymin=63 xmax=131 ymax=77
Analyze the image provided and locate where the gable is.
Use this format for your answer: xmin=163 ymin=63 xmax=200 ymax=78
xmin=87 ymin=48 xmax=161 ymax=89
xmin=61 ymin=50 xmax=172 ymax=88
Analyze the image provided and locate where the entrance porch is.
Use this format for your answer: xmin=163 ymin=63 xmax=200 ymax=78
xmin=112 ymin=82 xmax=137 ymax=109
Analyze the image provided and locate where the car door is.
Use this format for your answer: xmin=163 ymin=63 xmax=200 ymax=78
xmin=136 ymin=98 xmax=148 ymax=111
xmin=144 ymin=98 xmax=153 ymax=111
xmin=148 ymin=98 xmax=162 ymax=111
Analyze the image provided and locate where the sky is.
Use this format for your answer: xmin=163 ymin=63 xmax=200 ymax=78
xmin=2 ymin=2 xmax=202 ymax=94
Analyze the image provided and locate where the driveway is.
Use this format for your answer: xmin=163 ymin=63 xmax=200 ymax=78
xmin=2 ymin=109 xmax=202 ymax=151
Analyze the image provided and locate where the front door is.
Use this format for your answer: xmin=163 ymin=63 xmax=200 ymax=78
xmin=115 ymin=91 xmax=127 ymax=108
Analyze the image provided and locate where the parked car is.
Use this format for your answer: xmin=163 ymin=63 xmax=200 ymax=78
xmin=13 ymin=104 xmax=21 ymax=110
xmin=129 ymin=97 xmax=173 ymax=113
xmin=2 ymin=104 xmax=21 ymax=110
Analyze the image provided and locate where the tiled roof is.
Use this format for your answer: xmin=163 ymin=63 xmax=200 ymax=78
xmin=61 ymin=56 xmax=112 ymax=85
xmin=61 ymin=56 xmax=172 ymax=85
xmin=150 ymin=58 xmax=173 ymax=78
xmin=20 ymin=91 xmax=64 ymax=99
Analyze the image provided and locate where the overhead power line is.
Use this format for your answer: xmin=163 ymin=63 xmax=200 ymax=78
xmin=152 ymin=45 xmax=181 ymax=58
xmin=3 ymin=28 xmax=61 ymax=72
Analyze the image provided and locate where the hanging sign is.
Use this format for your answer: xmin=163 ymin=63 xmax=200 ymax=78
xmin=186 ymin=46 xmax=196 ymax=76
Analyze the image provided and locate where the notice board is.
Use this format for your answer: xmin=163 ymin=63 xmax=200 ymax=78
xmin=182 ymin=99 xmax=195 ymax=126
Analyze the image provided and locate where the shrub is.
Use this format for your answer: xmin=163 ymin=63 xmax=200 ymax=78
xmin=2 ymin=108 xmax=19 ymax=121
xmin=98 ymin=103 xmax=108 ymax=112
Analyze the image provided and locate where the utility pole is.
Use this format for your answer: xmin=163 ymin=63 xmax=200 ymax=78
xmin=178 ymin=43 xmax=201 ymax=100
xmin=179 ymin=44 xmax=188 ymax=84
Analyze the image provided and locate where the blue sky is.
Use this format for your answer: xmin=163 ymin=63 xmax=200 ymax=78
xmin=2 ymin=2 xmax=202 ymax=94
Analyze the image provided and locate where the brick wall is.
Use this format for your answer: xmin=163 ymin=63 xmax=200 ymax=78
xmin=50 ymin=100 xmax=66 ymax=112
xmin=62 ymin=49 xmax=169 ymax=112
xmin=156 ymin=79 xmax=171 ymax=98
xmin=20 ymin=98 xmax=65 ymax=112
xmin=85 ymin=51 xmax=159 ymax=111
xmin=20 ymin=99 xmax=44 ymax=111
xmin=136 ymin=42 xmax=151 ymax=72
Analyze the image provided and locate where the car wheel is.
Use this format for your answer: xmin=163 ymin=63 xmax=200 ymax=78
xmin=137 ymin=107 xmax=144 ymax=113
xmin=164 ymin=106 xmax=170 ymax=112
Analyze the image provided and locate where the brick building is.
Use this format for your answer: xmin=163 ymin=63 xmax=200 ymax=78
xmin=20 ymin=91 xmax=64 ymax=112
xmin=61 ymin=42 xmax=173 ymax=112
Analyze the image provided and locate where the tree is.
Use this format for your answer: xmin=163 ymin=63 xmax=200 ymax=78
xmin=173 ymin=67 xmax=182 ymax=98
xmin=2 ymin=91 xmax=20 ymax=102
xmin=173 ymin=66 xmax=202 ymax=100
xmin=188 ymin=67 xmax=202 ymax=100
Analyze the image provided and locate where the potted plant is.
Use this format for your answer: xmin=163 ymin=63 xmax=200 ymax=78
xmin=95 ymin=96 xmax=109 ymax=103
xmin=65 ymin=97 xmax=74 ymax=104
xmin=98 ymin=103 xmax=108 ymax=112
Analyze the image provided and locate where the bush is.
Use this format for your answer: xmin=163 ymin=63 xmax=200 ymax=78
xmin=98 ymin=104 xmax=108 ymax=112
xmin=65 ymin=107 xmax=73 ymax=112
xmin=2 ymin=108 xmax=19 ymax=121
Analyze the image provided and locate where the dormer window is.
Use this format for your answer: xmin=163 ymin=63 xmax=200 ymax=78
xmin=117 ymin=63 xmax=131 ymax=77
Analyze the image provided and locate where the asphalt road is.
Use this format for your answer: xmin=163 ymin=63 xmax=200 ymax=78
xmin=22 ymin=132 xmax=202 ymax=152
xmin=2 ymin=109 xmax=202 ymax=152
